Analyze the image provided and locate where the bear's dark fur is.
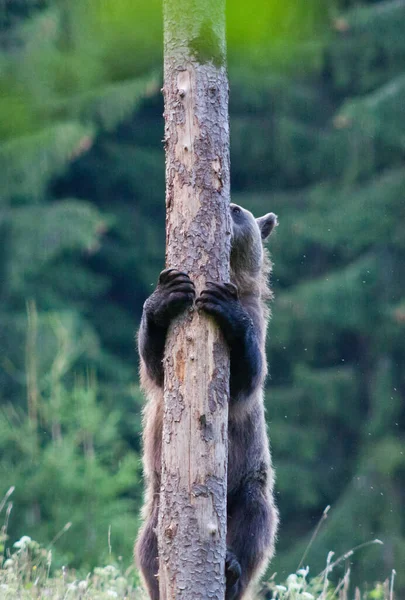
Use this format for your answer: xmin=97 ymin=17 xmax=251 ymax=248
xmin=135 ymin=203 xmax=279 ymax=600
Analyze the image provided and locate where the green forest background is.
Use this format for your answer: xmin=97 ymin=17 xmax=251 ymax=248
xmin=0 ymin=0 xmax=404 ymax=593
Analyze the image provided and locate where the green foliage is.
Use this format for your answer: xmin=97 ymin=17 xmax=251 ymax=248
xmin=0 ymin=124 xmax=94 ymax=202
xmin=227 ymin=0 xmax=331 ymax=70
xmin=0 ymin=306 xmax=142 ymax=568
xmin=8 ymin=201 xmax=109 ymax=293
xmin=327 ymin=0 xmax=405 ymax=93
xmin=225 ymin=0 xmax=405 ymax=590
xmin=0 ymin=0 xmax=159 ymax=421
xmin=0 ymin=2 xmax=160 ymax=140
xmin=0 ymin=0 xmax=404 ymax=593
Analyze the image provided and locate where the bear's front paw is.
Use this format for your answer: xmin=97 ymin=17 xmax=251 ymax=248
xmin=196 ymin=282 xmax=245 ymax=343
xmin=146 ymin=268 xmax=195 ymax=327
xmin=225 ymin=549 xmax=242 ymax=600
xmin=196 ymin=281 xmax=238 ymax=314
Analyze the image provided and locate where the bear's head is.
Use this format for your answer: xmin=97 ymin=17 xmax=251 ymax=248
xmin=230 ymin=203 xmax=277 ymax=276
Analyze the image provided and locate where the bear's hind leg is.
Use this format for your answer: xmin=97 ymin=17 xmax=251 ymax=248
xmin=135 ymin=506 xmax=159 ymax=600
xmin=226 ymin=480 xmax=277 ymax=600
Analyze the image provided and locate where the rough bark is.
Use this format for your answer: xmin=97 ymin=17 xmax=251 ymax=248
xmin=158 ymin=1 xmax=231 ymax=598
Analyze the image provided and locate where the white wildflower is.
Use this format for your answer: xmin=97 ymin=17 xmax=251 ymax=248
xmin=275 ymin=585 xmax=287 ymax=592
xmin=286 ymin=573 xmax=297 ymax=585
xmin=3 ymin=559 xmax=14 ymax=569
xmin=78 ymin=580 xmax=88 ymax=591
xmin=297 ymin=566 xmax=309 ymax=577
xmin=302 ymin=593 xmax=315 ymax=600
xmin=115 ymin=576 xmax=127 ymax=590
xmin=103 ymin=565 xmax=118 ymax=576
xmin=13 ymin=536 xmax=31 ymax=549
xmin=107 ymin=591 xmax=118 ymax=598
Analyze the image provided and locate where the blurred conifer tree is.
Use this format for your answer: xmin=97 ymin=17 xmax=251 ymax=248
xmin=229 ymin=0 xmax=405 ymax=587
xmin=0 ymin=0 xmax=158 ymax=566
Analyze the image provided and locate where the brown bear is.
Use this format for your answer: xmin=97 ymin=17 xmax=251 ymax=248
xmin=135 ymin=203 xmax=279 ymax=600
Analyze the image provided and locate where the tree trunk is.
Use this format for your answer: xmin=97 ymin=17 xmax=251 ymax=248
xmin=158 ymin=1 xmax=231 ymax=598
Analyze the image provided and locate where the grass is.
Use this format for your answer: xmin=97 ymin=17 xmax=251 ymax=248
xmin=0 ymin=539 xmax=144 ymax=599
xmin=0 ymin=537 xmax=394 ymax=599
xmin=262 ymin=565 xmax=394 ymax=600
xmin=1 ymin=491 xmax=395 ymax=600
xmin=0 ymin=487 xmax=145 ymax=599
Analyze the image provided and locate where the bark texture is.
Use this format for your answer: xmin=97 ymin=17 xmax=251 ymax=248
xmin=159 ymin=1 xmax=231 ymax=598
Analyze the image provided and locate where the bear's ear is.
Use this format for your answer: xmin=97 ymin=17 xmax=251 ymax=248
xmin=256 ymin=212 xmax=278 ymax=240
